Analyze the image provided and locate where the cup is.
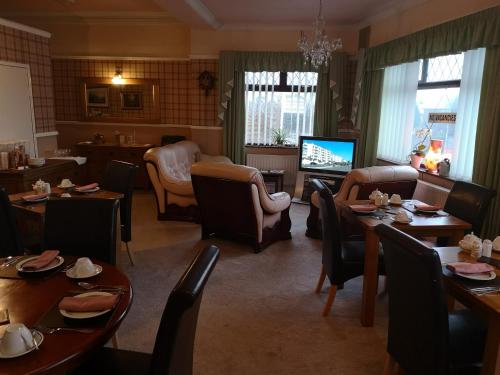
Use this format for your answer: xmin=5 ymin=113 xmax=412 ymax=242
xmin=43 ymin=183 xmax=51 ymax=194
xmin=74 ymin=257 xmax=96 ymax=277
xmin=482 ymin=240 xmax=493 ymax=258
xmin=390 ymin=194 xmax=402 ymax=204
xmin=0 ymin=323 xmax=33 ymax=355
xmin=395 ymin=211 xmax=411 ymax=223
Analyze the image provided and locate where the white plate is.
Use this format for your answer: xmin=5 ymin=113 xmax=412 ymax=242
xmin=66 ymin=265 xmax=103 ymax=279
xmin=60 ymin=291 xmax=113 ymax=319
xmin=0 ymin=330 xmax=44 ymax=359
xmin=22 ymin=196 xmax=48 ymax=203
xmin=16 ymin=256 xmax=64 ymax=273
xmin=456 ymin=271 xmax=496 ymax=281
xmin=57 ymin=184 xmax=75 ymax=189
xmin=76 ymin=187 xmax=100 ymax=193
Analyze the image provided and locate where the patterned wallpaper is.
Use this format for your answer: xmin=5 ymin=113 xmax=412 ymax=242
xmin=0 ymin=24 xmax=55 ymax=133
xmin=52 ymin=58 xmax=218 ymax=127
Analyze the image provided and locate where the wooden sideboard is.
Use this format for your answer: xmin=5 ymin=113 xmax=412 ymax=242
xmin=74 ymin=143 xmax=154 ymax=189
xmin=0 ymin=159 xmax=86 ymax=194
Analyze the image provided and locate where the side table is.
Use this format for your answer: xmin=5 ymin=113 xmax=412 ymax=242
xmin=260 ymin=169 xmax=285 ymax=193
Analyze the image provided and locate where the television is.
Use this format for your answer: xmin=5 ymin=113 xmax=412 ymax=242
xmin=298 ymin=136 xmax=357 ymax=175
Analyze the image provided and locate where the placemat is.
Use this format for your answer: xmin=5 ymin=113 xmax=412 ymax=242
xmin=442 ymin=267 xmax=500 ymax=289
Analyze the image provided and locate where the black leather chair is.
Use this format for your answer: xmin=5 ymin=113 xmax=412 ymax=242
xmin=443 ymin=180 xmax=495 ymax=236
xmin=44 ymin=198 xmax=119 ymax=264
xmin=312 ymin=179 xmax=384 ymax=316
xmin=72 ymin=245 xmax=220 ymax=375
xmin=101 ymin=160 xmax=139 ymax=265
xmin=0 ymin=187 xmax=24 ymax=257
xmin=375 ymin=224 xmax=487 ymax=375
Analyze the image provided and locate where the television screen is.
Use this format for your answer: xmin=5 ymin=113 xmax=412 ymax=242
xmin=299 ymin=136 xmax=357 ymax=175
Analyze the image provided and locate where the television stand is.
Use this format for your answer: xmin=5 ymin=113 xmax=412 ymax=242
xmin=292 ymin=171 xmax=345 ymax=204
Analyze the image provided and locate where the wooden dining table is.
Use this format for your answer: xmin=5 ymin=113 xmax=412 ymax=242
xmin=338 ymin=199 xmax=472 ymax=327
xmin=0 ymin=255 xmax=133 ymax=374
xmin=435 ymin=247 xmax=500 ymax=375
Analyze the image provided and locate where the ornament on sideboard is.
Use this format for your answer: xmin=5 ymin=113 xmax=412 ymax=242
xmin=424 ymin=139 xmax=444 ymax=173
xmin=198 ymin=71 xmax=216 ymax=97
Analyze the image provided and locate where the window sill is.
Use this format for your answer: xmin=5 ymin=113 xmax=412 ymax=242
xmin=245 ymin=145 xmax=298 ymax=149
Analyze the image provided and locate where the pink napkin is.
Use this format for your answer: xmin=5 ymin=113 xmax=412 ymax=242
xmin=446 ymin=262 xmax=494 ymax=274
xmin=76 ymin=183 xmax=98 ymax=192
xmin=58 ymin=294 xmax=119 ymax=312
xmin=350 ymin=204 xmax=377 ymax=212
xmin=22 ymin=193 xmax=48 ymax=201
xmin=415 ymin=203 xmax=441 ymax=211
xmin=22 ymin=250 xmax=59 ymax=270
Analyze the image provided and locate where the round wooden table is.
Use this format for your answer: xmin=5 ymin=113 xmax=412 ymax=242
xmin=0 ymin=256 xmax=133 ymax=374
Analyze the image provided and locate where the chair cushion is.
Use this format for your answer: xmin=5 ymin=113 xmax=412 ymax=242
xmin=72 ymin=347 xmax=151 ymax=375
xmin=448 ymin=309 xmax=487 ymax=371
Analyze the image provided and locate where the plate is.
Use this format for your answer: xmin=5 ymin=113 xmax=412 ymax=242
xmin=456 ymin=271 xmax=496 ymax=281
xmin=59 ymin=291 xmax=113 ymax=319
xmin=22 ymin=196 xmax=48 ymax=203
xmin=76 ymin=187 xmax=100 ymax=193
xmin=391 ymin=218 xmax=413 ymax=224
xmin=0 ymin=330 xmax=44 ymax=359
xmin=352 ymin=209 xmax=377 ymax=215
xmin=66 ymin=265 xmax=103 ymax=279
xmin=16 ymin=256 xmax=64 ymax=273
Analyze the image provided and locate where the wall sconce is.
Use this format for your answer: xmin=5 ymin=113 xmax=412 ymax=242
xmin=112 ymin=70 xmax=124 ymax=85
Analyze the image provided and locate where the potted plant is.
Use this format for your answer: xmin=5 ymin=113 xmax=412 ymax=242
xmin=409 ymin=126 xmax=431 ymax=169
xmin=272 ymin=129 xmax=289 ymax=146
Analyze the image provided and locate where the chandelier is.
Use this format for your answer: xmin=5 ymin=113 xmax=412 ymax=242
xmin=297 ymin=0 xmax=342 ymax=69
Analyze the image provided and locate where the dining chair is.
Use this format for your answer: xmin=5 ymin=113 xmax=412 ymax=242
xmin=101 ymin=160 xmax=139 ymax=265
xmin=0 ymin=187 xmax=24 ymax=257
xmin=72 ymin=244 xmax=220 ymax=375
xmin=375 ymin=223 xmax=486 ymax=375
xmin=44 ymin=198 xmax=119 ymax=264
xmin=312 ymin=179 xmax=385 ymax=316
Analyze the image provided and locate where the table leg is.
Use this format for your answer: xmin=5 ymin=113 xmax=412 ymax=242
xmin=361 ymin=229 xmax=379 ymax=327
xmin=482 ymin=316 xmax=500 ymax=375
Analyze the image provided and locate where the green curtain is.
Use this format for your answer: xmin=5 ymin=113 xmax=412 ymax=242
xmin=218 ymin=51 xmax=348 ymax=163
xmin=472 ymin=46 xmax=500 ymax=238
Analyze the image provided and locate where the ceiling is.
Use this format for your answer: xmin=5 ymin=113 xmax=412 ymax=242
xmin=0 ymin=0 xmax=427 ymax=29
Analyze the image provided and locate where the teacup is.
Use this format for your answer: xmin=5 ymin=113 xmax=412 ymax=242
xmin=74 ymin=257 xmax=96 ymax=277
xmin=395 ymin=211 xmax=411 ymax=223
xmin=0 ymin=323 xmax=33 ymax=355
xmin=390 ymin=194 xmax=402 ymax=205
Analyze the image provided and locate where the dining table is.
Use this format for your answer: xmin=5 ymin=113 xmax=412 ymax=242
xmin=338 ymin=199 xmax=472 ymax=327
xmin=0 ymin=255 xmax=133 ymax=374
xmin=435 ymin=247 xmax=500 ymax=375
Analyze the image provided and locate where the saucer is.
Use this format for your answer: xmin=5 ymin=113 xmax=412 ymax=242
xmin=59 ymin=291 xmax=113 ymax=319
xmin=66 ymin=264 xmax=103 ymax=279
xmin=392 ymin=217 xmax=413 ymax=224
xmin=0 ymin=330 xmax=44 ymax=359
xmin=389 ymin=201 xmax=402 ymax=206
xmin=76 ymin=187 xmax=100 ymax=193
xmin=57 ymin=184 xmax=75 ymax=189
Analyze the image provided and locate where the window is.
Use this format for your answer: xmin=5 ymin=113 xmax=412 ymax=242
xmin=245 ymin=71 xmax=318 ymax=146
xmin=377 ymin=48 xmax=485 ymax=180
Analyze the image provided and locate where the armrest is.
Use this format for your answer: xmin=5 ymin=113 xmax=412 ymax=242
xmin=200 ymin=154 xmax=233 ymax=164
xmin=260 ymin=192 xmax=291 ymax=214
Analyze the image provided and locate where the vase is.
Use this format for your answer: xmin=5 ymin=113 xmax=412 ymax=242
xmin=410 ymin=154 xmax=423 ymax=169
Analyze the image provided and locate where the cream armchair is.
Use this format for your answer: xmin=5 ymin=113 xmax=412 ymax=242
xmin=191 ymin=162 xmax=292 ymax=252
xmin=144 ymin=141 xmax=232 ymax=221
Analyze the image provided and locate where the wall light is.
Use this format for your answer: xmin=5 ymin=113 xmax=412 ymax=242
xmin=112 ymin=70 xmax=124 ymax=85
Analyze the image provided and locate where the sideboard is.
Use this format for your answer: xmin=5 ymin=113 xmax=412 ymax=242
xmin=74 ymin=143 xmax=154 ymax=189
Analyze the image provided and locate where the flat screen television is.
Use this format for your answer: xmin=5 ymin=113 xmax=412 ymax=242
xmin=298 ymin=136 xmax=357 ymax=175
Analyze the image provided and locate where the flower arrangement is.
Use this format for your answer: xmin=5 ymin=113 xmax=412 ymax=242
xmin=412 ymin=125 xmax=433 ymax=156
xmin=272 ymin=128 xmax=289 ymax=146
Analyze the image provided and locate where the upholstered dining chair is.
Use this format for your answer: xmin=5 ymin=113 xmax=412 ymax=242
xmin=375 ymin=224 xmax=487 ymax=375
xmin=0 ymin=187 xmax=24 ymax=257
xmin=72 ymin=245 xmax=220 ymax=375
xmin=44 ymin=198 xmax=119 ymax=264
xmin=312 ymin=179 xmax=385 ymax=316
xmin=101 ymin=160 xmax=139 ymax=265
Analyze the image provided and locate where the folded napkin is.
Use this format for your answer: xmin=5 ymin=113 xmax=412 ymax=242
xmin=415 ymin=203 xmax=441 ymax=211
xmin=350 ymin=204 xmax=377 ymax=212
xmin=446 ymin=262 xmax=494 ymax=274
xmin=76 ymin=183 xmax=98 ymax=192
xmin=22 ymin=250 xmax=59 ymax=270
xmin=22 ymin=193 xmax=48 ymax=201
xmin=58 ymin=294 xmax=119 ymax=312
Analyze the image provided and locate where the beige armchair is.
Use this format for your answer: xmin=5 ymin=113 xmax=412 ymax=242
xmin=144 ymin=141 xmax=231 ymax=221
xmin=191 ymin=162 xmax=292 ymax=252
xmin=306 ymin=166 xmax=419 ymax=238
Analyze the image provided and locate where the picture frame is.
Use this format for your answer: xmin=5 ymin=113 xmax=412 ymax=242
xmin=86 ymin=87 xmax=109 ymax=107
xmin=121 ymin=92 xmax=143 ymax=110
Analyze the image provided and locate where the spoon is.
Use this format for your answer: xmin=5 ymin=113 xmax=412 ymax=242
xmin=77 ymin=282 xmax=125 ymax=290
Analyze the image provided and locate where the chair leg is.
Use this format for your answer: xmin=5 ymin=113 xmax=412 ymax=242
xmin=383 ymin=353 xmax=396 ymax=375
xmin=111 ymin=334 xmax=119 ymax=349
xmin=322 ymin=285 xmax=337 ymax=317
xmin=125 ymin=242 xmax=135 ymax=266
xmin=315 ymin=266 xmax=326 ymax=294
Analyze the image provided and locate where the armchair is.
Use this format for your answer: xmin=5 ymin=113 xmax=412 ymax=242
xmin=191 ymin=162 xmax=292 ymax=252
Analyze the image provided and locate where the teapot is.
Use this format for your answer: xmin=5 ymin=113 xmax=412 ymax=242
xmin=458 ymin=232 xmax=482 ymax=253
xmin=438 ymin=158 xmax=450 ymax=177
xmin=32 ymin=179 xmax=46 ymax=193
xmin=369 ymin=189 xmax=383 ymax=202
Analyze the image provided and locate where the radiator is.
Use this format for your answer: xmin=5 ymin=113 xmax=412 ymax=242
xmin=246 ymin=154 xmax=298 ymax=192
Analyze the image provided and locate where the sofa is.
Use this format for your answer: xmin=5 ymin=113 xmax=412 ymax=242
xmin=144 ymin=141 xmax=232 ymax=221
xmin=306 ymin=165 xmax=419 ymax=238
xmin=191 ymin=162 xmax=292 ymax=252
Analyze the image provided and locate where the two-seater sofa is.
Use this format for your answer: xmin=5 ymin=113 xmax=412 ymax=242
xmin=143 ymin=141 xmax=232 ymax=221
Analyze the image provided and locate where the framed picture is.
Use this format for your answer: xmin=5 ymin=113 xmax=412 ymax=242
xmin=86 ymin=87 xmax=109 ymax=107
xmin=121 ymin=92 xmax=143 ymax=110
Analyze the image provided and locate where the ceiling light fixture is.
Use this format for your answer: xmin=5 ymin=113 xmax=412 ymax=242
xmin=297 ymin=0 xmax=342 ymax=69
xmin=112 ymin=70 xmax=124 ymax=85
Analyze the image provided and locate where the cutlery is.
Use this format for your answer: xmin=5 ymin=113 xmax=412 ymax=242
xmin=0 ymin=256 xmax=20 ymax=268
xmin=469 ymin=286 xmax=500 ymax=292
xmin=78 ymin=282 xmax=126 ymax=290
xmin=59 ymin=263 xmax=76 ymax=272
xmin=34 ymin=326 xmax=94 ymax=334
xmin=30 ymin=330 xmax=39 ymax=350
